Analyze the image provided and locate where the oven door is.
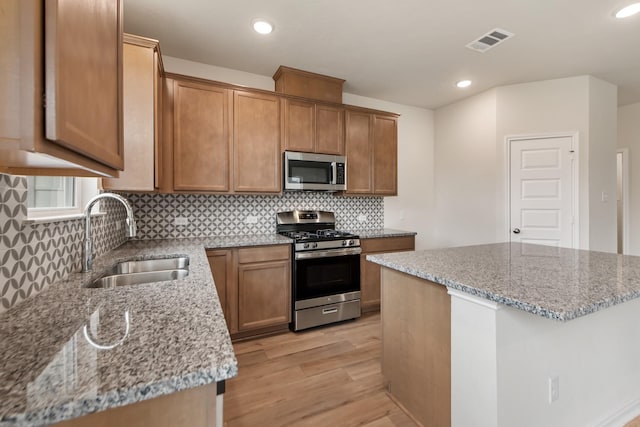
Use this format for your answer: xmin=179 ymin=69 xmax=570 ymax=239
xmin=293 ymin=248 xmax=361 ymax=307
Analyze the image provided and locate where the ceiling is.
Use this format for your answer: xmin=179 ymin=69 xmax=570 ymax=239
xmin=123 ymin=0 xmax=640 ymax=109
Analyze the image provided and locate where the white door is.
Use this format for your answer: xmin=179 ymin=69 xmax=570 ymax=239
xmin=510 ymin=136 xmax=575 ymax=248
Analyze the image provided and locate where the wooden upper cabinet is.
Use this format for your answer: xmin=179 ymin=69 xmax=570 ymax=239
xmin=373 ymin=114 xmax=398 ymax=195
xmin=282 ymin=98 xmax=344 ymax=155
xmin=233 ymin=90 xmax=281 ymax=193
xmin=316 ymin=104 xmax=344 ymax=155
xmin=45 ymin=0 xmax=124 ymax=170
xmin=0 ymin=0 xmax=120 ymax=177
xmin=103 ymin=35 xmax=163 ymax=192
xmin=345 ymin=110 xmax=373 ymax=193
xmin=173 ymin=80 xmax=231 ymax=192
xmin=283 ymin=99 xmax=315 ymax=153
xmin=345 ymin=109 xmax=398 ymax=195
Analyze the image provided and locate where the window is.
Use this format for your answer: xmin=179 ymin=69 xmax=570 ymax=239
xmin=27 ymin=176 xmax=76 ymax=209
xmin=26 ymin=176 xmax=99 ymax=220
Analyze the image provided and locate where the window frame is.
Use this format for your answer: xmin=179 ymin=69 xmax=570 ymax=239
xmin=26 ymin=177 xmax=100 ymax=221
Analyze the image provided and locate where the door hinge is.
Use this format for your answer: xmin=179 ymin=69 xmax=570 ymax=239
xmin=42 ymin=92 xmax=47 ymax=109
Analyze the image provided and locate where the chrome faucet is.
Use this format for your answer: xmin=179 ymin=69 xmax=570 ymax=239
xmin=83 ymin=193 xmax=137 ymax=272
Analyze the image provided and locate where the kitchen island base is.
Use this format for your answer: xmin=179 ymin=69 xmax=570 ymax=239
xmin=381 ymin=268 xmax=451 ymax=427
xmin=52 ymin=382 xmax=224 ymax=427
xmin=379 ymin=262 xmax=640 ymax=427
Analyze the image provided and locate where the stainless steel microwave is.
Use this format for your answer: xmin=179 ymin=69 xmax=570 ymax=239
xmin=284 ymin=151 xmax=346 ymax=191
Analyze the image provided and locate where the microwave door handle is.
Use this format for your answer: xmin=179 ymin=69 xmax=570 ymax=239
xmin=331 ymin=162 xmax=337 ymax=185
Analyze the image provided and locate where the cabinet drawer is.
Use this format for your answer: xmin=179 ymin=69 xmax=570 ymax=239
xmin=361 ymin=236 xmax=415 ymax=253
xmin=237 ymin=245 xmax=290 ymax=264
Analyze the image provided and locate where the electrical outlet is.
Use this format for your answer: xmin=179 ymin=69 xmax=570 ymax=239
xmin=601 ymin=191 xmax=609 ymax=202
xmin=548 ymin=376 xmax=559 ymax=403
xmin=174 ymin=217 xmax=188 ymax=226
xmin=245 ymin=215 xmax=259 ymax=224
xmin=357 ymin=214 xmax=367 ymax=222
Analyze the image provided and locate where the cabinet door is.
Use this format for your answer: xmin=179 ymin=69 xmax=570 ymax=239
xmin=233 ymin=90 xmax=281 ymax=193
xmin=207 ymin=250 xmax=234 ymax=331
xmin=103 ymin=39 xmax=157 ymax=191
xmin=345 ymin=110 xmax=372 ymax=194
xmin=316 ymin=105 xmax=344 ymax=155
xmin=44 ymin=0 xmax=124 ymax=170
xmin=361 ymin=255 xmax=382 ymax=312
xmin=373 ymin=114 xmax=398 ymax=195
xmin=173 ymin=80 xmax=231 ymax=191
xmin=361 ymin=236 xmax=415 ymax=312
xmin=237 ymin=260 xmax=291 ymax=331
xmin=283 ymin=99 xmax=314 ymax=153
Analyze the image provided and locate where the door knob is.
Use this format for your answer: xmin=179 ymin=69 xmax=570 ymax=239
xmin=513 ymin=228 xmax=521 ymax=234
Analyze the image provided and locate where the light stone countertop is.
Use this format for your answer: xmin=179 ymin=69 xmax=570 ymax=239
xmin=0 ymin=235 xmax=293 ymax=427
xmin=350 ymin=229 xmax=417 ymax=239
xmin=367 ymin=242 xmax=640 ymax=321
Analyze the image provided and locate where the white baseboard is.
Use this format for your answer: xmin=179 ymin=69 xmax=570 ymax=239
xmin=592 ymin=398 xmax=640 ymax=427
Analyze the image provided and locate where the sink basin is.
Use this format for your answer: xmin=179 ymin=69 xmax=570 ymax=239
xmin=86 ymin=269 xmax=189 ymax=289
xmin=85 ymin=256 xmax=191 ymax=289
xmin=109 ymin=256 xmax=189 ymax=274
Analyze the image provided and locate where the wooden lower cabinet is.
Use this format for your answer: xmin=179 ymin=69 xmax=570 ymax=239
xmin=207 ymin=245 xmax=291 ymax=340
xmin=52 ymin=383 xmax=222 ymax=427
xmin=360 ymin=236 xmax=415 ymax=312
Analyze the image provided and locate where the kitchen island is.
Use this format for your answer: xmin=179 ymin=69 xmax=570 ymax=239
xmin=368 ymin=242 xmax=640 ymax=427
xmin=0 ymin=235 xmax=290 ymax=427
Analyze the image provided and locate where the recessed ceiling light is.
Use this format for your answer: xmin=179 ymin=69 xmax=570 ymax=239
xmin=252 ymin=19 xmax=274 ymax=34
xmin=615 ymin=3 xmax=640 ymax=18
xmin=456 ymin=80 xmax=472 ymax=88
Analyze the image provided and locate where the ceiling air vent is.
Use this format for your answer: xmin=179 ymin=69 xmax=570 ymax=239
xmin=466 ymin=28 xmax=514 ymax=53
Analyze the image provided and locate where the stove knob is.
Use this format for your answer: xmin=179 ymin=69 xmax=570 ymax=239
xmin=303 ymin=243 xmax=310 ymax=249
xmin=348 ymin=239 xmax=355 ymax=246
xmin=342 ymin=240 xmax=347 ymax=246
xmin=312 ymin=242 xmax=318 ymax=249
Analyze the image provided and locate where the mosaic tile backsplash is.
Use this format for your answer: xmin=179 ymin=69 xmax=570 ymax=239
xmin=1 ymin=171 xmax=383 ymax=313
xmin=120 ymin=192 xmax=384 ymax=240
xmin=0 ymin=174 xmax=127 ymax=313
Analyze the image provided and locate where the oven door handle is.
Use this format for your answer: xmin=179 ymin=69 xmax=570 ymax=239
xmin=295 ymin=247 xmax=362 ymax=259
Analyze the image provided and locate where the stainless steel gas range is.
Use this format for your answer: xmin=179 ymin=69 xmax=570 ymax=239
xmin=277 ymin=210 xmax=361 ymax=331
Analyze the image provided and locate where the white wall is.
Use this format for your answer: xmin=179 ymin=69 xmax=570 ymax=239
xmin=495 ymin=76 xmax=590 ymax=248
xmin=587 ymin=77 xmax=618 ymax=252
xmin=618 ymin=102 xmax=640 ymax=255
xmin=342 ymin=93 xmax=435 ymax=250
xmin=162 ymin=56 xmax=436 ymax=249
xmin=433 ymin=75 xmax=618 ymax=251
xmin=450 ymin=291 xmax=640 ymax=427
xmin=433 ymin=90 xmax=498 ymax=248
xmin=163 ymin=56 xmax=274 ymax=90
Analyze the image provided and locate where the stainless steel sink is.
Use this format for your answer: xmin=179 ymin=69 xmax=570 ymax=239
xmin=109 ymin=256 xmax=189 ymax=274
xmin=86 ymin=269 xmax=189 ymax=289
xmin=85 ymin=256 xmax=190 ymax=289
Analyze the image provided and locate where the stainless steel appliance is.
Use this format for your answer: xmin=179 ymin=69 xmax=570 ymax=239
xmin=277 ymin=210 xmax=361 ymax=331
xmin=284 ymin=151 xmax=346 ymax=191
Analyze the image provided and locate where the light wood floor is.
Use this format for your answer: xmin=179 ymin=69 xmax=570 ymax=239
xmin=224 ymin=312 xmax=418 ymax=426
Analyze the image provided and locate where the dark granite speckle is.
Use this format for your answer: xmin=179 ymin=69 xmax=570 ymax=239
xmin=367 ymin=242 xmax=640 ymax=322
xmin=0 ymin=235 xmax=292 ymax=427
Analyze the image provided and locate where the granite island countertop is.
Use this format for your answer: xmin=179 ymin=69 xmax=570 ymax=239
xmin=0 ymin=234 xmax=292 ymax=427
xmin=367 ymin=242 xmax=640 ymax=321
